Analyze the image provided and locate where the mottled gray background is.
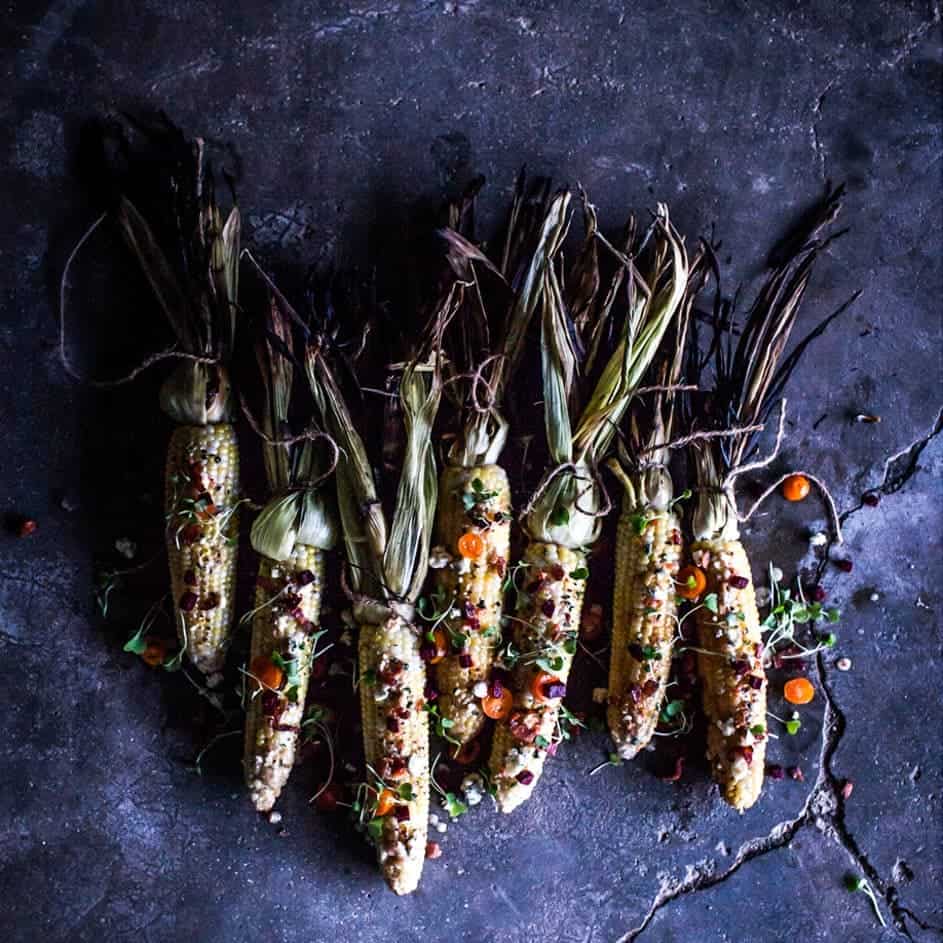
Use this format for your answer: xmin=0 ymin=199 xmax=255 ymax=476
xmin=2 ymin=2 xmax=941 ymax=941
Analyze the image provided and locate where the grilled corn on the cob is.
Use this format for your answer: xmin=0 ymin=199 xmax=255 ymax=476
xmin=165 ymin=422 xmax=239 ymax=675
xmin=489 ymin=542 xmax=586 ymax=813
xmin=608 ymin=501 xmax=683 ymax=758
xmin=691 ymin=540 xmax=765 ymax=811
xmin=244 ymin=546 xmax=325 ymax=811
xmin=433 ymin=464 xmax=511 ymax=744
xmin=358 ymin=607 xmax=430 ymax=895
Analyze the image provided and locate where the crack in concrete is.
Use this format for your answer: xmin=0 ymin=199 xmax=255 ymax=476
xmin=881 ymin=4 xmax=942 ymax=69
xmin=808 ymin=78 xmax=837 ymax=183
xmin=621 ymin=414 xmax=943 ymax=941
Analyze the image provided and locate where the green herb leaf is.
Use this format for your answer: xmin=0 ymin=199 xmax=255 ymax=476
xmin=785 ymin=719 xmax=801 ymax=735
xmin=397 ymin=783 xmax=414 ymax=801
xmin=366 ymin=817 xmax=385 ymax=842
xmin=826 ymin=608 xmax=841 ymax=623
xmin=444 ymin=792 xmax=468 ymax=818
xmin=750 ymin=724 xmax=766 ymax=736
xmin=534 ymin=735 xmax=550 ymax=748
xmin=629 ymin=512 xmax=649 ymax=535
xmin=571 ymin=567 xmax=589 ymax=580
xmin=123 ymin=627 xmax=148 ymax=654
xmin=659 ymin=699 xmax=684 ymax=722
xmin=703 ymin=593 xmax=719 ymax=614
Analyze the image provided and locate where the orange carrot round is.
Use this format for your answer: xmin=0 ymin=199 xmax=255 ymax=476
xmin=677 ymin=565 xmax=707 ymax=600
xmin=457 ymin=531 xmax=485 ymax=559
xmin=784 ymin=677 xmax=815 ymax=705
xmin=250 ymin=654 xmax=285 ymax=691
xmin=782 ymin=474 xmax=811 ymax=502
xmin=482 ymin=687 xmax=513 ymax=720
xmin=375 ymin=788 xmax=396 ymax=817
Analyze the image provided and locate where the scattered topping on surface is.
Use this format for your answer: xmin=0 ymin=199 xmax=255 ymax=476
xmin=788 ymin=766 xmax=804 ymax=782
xmin=784 ymin=677 xmax=815 ymax=705
xmin=836 ymin=657 xmax=852 ymax=671
xmin=861 ymin=491 xmax=881 ymax=507
xmin=765 ymin=764 xmax=785 ymax=780
xmin=425 ymin=841 xmax=442 ymax=860
xmin=844 ymin=874 xmax=887 ymax=927
xmin=809 ymin=531 xmax=828 ymax=548
xmin=250 ymin=654 xmax=285 ymax=692
xmin=782 ymin=474 xmax=811 ymax=502
xmin=17 ymin=518 xmax=38 ymax=538
xmin=841 ymin=779 xmax=854 ymax=800
xmin=834 ymin=558 xmax=854 ymax=573
xmin=179 ymin=591 xmax=198 ymax=612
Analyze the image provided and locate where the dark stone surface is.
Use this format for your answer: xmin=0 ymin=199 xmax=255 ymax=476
xmin=2 ymin=2 xmax=941 ymax=941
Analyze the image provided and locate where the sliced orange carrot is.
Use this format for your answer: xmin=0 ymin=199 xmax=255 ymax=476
xmin=375 ymin=788 xmax=396 ymax=817
xmin=677 ymin=565 xmax=707 ymax=600
xmin=482 ymin=687 xmax=513 ymax=720
xmin=784 ymin=677 xmax=815 ymax=705
xmin=250 ymin=654 xmax=285 ymax=691
xmin=457 ymin=531 xmax=485 ymax=559
xmin=782 ymin=474 xmax=811 ymax=502
xmin=530 ymin=670 xmax=564 ymax=703
xmin=428 ymin=627 xmax=449 ymax=665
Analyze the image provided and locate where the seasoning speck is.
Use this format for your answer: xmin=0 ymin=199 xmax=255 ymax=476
xmin=268 ymin=810 xmax=282 ymax=825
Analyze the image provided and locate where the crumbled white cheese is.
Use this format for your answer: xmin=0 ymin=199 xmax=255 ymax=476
xmin=408 ymin=754 xmax=425 ymax=776
xmin=428 ymin=545 xmax=452 ymax=569
xmin=809 ymin=531 xmax=828 ymax=547
xmin=268 ymin=810 xmax=282 ymax=825
xmin=472 ymin=681 xmax=489 ymax=699
xmin=435 ymin=822 xmax=447 ymax=834
xmin=836 ymin=657 xmax=852 ymax=671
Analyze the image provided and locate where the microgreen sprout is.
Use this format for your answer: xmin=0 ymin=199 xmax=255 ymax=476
xmin=553 ymin=704 xmax=585 ymax=746
xmin=767 ymin=710 xmax=802 ymax=736
xmin=760 ymin=565 xmax=841 ymax=664
xmin=589 ymin=752 xmax=623 ymax=776
xmin=430 ymin=752 xmax=468 ymax=819
xmin=844 ymin=874 xmax=886 ymax=927
xmin=96 ymin=570 xmax=121 ymax=617
xmin=424 ymin=701 xmax=460 ymax=746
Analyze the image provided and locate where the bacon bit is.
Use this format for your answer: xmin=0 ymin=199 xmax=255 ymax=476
xmin=642 ymin=679 xmax=659 ymax=697
xmin=834 ymin=558 xmax=854 ymax=573
xmin=393 ymin=804 xmax=410 ymax=821
xmin=841 ymin=779 xmax=854 ymax=800
xmin=862 ymin=491 xmax=881 ymax=507
xmin=425 ymin=841 xmax=442 ymax=860
xmin=508 ymin=710 xmax=541 ymax=743
xmin=765 ymin=764 xmax=785 ymax=780
xmin=669 ymin=530 xmax=682 ymax=545
xmin=515 ymin=770 xmax=534 ymax=785
xmin=729 ymin=575 xmax=749 ymax=590
xmin=198 ymin=592 xmax=220 ymax=611
xmin=731 ymin=745 xmax=754 ymax=766
xmin=315 ymin=783 xmax=342 ymax=812
xmin=660 ymin=755 xmax=684 ymax=782
xmin=549 ymin=564 xmax=565 ymax=581
xmin=179 ymin=591 xmax=198 ymax=612
xmin=788 ymin=766 xmax=804 ymax=782
xmin=491 ymin=555 xmax=507 ymax=577
xmin=541 ymin=598 xmax=556 ymax=618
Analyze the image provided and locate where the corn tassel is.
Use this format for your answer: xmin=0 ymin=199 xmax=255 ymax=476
xmin=358 ymin=612 xmax=430 ymax=895
xmin=608 ymin=504 xmax=683 ymax=758
xmin=165 ymin=422 xmax=239 ymax=675
xmin=432 ymin=465 xmax=511 ymax=744
xmin=691 ymin=539 xmax=766 ymax=811
xmin=489 ymin=541 xmax=586 ymax=813
xmin=243 ymin=546 xmax=325 ymax=811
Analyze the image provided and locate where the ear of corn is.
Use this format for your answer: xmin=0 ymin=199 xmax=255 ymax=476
xmin=607 ymin=503 xmax=683 ymax=758
xmin=432 ymin=464 xmax=511 ymax=744
xmin=243 ymin=546 xmax=325 ymax=811
xmin=358 ymin=612 xmax=430 ymax=896
xmin=165 ymin=422 xmax=239 ymax=675
xmin=489 ymin=541 xmax=586 ymax=813
xmin=691 ymin=539 xmax=766 ymax=811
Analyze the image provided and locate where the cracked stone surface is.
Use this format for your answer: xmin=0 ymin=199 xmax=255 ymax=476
xmin=1 ymin=2 xmax=941 ymax=941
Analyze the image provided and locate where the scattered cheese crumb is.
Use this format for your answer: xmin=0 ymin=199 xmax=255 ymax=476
xmin=472 ymin=681 xmax=489 ymax=698
xmin=268 ymin=811 xmax=282 ymax=825
xmin=869 ymin=592 xmax=880 ymax=602
xmin=809 ymin=532 xmax=828 ymax=548
xmin=836 ymin=657 xmax=852 ymax=671
xmin=436 ymin=822 xmax=447 ymax=834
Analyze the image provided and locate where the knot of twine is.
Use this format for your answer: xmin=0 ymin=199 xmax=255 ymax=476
xmin=519 ymin=461 xmax=612 ymax=523
xmin=239 ymin=395 xmax=339 ymax=490
xmin=340 ymin=565 xmax=416 ymax=627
